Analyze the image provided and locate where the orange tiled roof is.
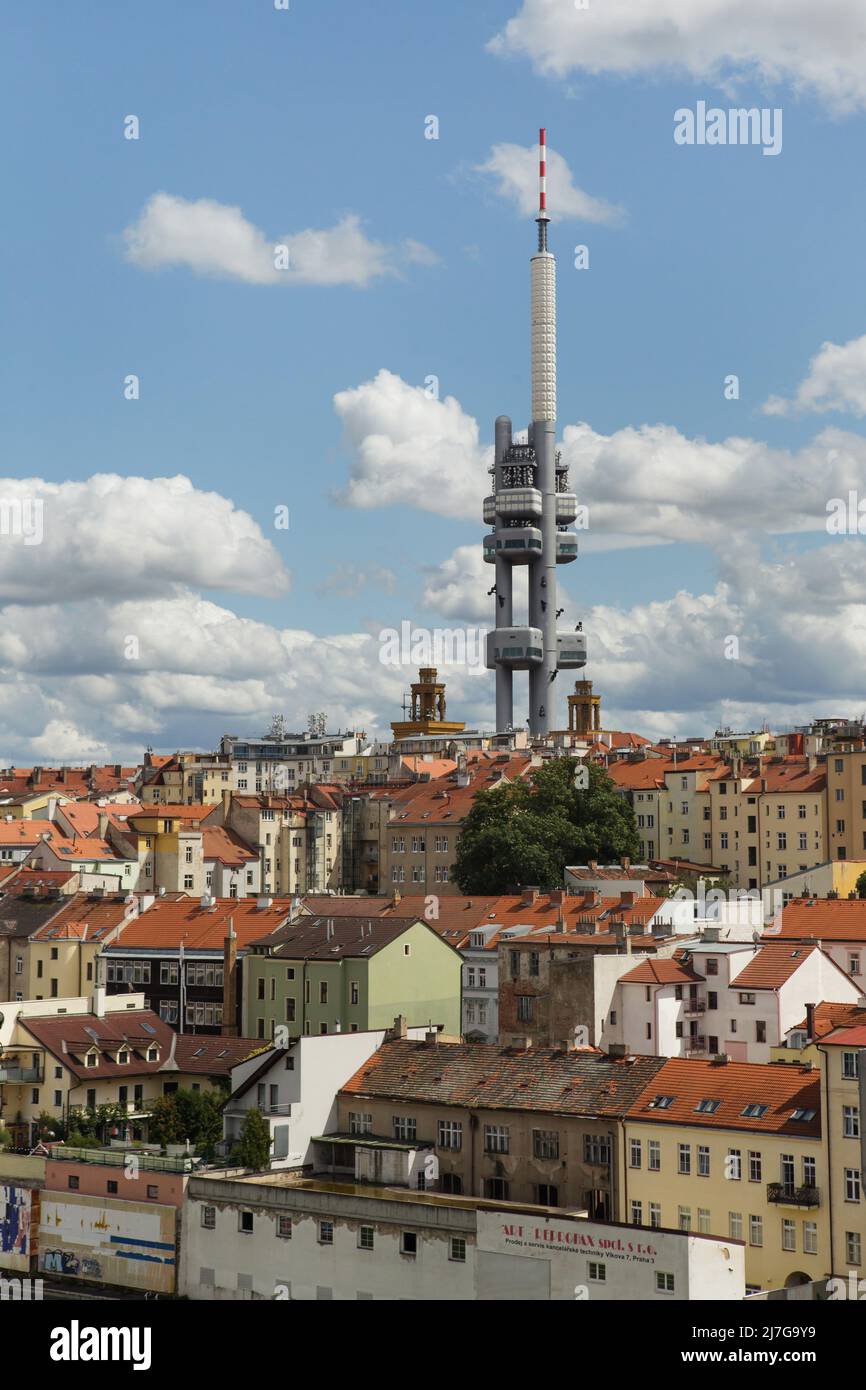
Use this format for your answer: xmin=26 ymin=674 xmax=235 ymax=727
xmin=730 ymin=942 xmax=819 ymax=990
xmin=628 ymin=1057 xmax=821 ymax=1136
xmin=112 ymin=896 xmax=295 ymax=951
xmin=791 ymin=1001 xmax=866 ymax=1038
xmin=774 ymin=898 xmax=866 ymax=943
xmin=619 ymin=958 xmax=705 ymax=985
xmin=202 ymin=826 xmax=258 ymax=866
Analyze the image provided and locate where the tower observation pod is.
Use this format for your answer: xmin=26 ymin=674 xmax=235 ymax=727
xmin=483 ymin=128 xmax=585 ymax=735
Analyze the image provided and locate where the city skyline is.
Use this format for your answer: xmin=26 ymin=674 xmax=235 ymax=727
xmin=4 ymin=2 xmax=866 ymax=762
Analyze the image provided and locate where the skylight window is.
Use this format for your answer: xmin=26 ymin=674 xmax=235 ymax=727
xmin=791 ymin=1108 xmax=815 ymax=1122
xmin=695 ymin=1098 xmax=721 ymax=1114
xmin=651 ymin=1095 xmax=674 ymax=1109
xmin=741 ymin=1103 xmax=768 ymax=1118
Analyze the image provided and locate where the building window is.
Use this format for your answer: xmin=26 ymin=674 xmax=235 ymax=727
xmin=843 ymin=1051 xmax=860 ymax=1080
xmin=583 ymin=1135 xmax=611 ymax=1165
xmin=277 ymin=1216 xmax=292 ymax=1240
xmin=697 ymin=1145 xmax=710 ymax=1177
xmin=68 ymin=1176 xmax=79 ymax=1190
xmin=678 ymin=1143 xmax=691 ymax=1175
xmin=438 ymin=1119 xmax=463 ymax=1151
xmin=484 ymin=1177 xmax=509 ymax=1201
xmin=629 ymin=1138 xmax=641 ymax=1168
xmin=781 ymin=1219 xmax=796 ymax=1252
xmin=845 ymin=1168 xmax=861 ymax=1202
xmin=484 ymin=1125 xmax=509 ymax=1154
xmin=533 ymin=1129 xmax=559 ymax=1160
xmin=748 ymin=1151 xmax=762 ymax=1182
xmin=516 ymin=995 xmax=533 ymax=1022
xmin=655 ymin=1272 xmax=675 ymax=1294
xmin=630 ymin=1200 xmax=643 ymax=1225
xmin=846 ymin=1231 xmax=862 ymax=1266
xmin=392 ymin=1116 xmax=417 ymax=1142
xmin=358 ymin=1225 xmax=374 ymax=1251
xmin=202 ymin=1206 xmax=216 ymax=1229
xmin=649 ymin=1203 xmax=661 ymax=1228
xmin=727 ymin=1149 xmax=742 ymax=1181
xmin=401 ymin=1232 xmax=418 ymax=1257
xmin=449 ymin=1237 xmax=466 ymax=1263
xmin=729 ymin=1211 xmax=743 ymax=1241
xmin=319 ymin=1221 xmax=334 ymax=1244
xmin=678 ymin=1207 xmax=691 ymax=1231
xmin=350 ymin=1112 xmax=372 ymax=1136
xmin=749 ymin=1215 xmax=763 ymax=1247
xmin=843 ymin=1105 xmax=860 ymax=1138
xmin=803 ymin=1221 xmax=817 ymax=1254
xmin=588 ymin=1262 xmax=606 ymax=1283
xmin=648 ymin=1141 xmax=661 ymax=1171
xmin=238 ymin=1211 xmax=254 ymax=1234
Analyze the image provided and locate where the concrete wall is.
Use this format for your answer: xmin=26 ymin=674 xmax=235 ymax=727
xmin=37 ymin=1191 xmax=176 ymax=1293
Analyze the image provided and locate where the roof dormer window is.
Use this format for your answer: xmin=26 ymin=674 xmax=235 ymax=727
xmin=146 ymin=1045 xmax=159 ymax=1062
xmin=116 ymin=1047 xmax=130 ymax=1065
xmin=85 ymin=1049 xmax=99 ymax=1068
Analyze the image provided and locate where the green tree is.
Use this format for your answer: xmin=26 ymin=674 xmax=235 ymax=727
xmin=147 ymin=1087 xmax=226 ymax=1154
xmin=454 ymin=758 xmax=639 ymax=894
xmin=231 ymin=1108 xmax=272 ymax=1170
xmin=855 ymin=871 xmax=866 ymax=899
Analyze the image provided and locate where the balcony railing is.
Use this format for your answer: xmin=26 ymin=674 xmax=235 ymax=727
xmin=684 ymin=1037 xmax=706 ymax=1056
xmin=683 ymin=1000 xmax=706 ymax=1017
xmin=766 ymin=1183 xmax=820 ymax=1207
xmin=0 ymin=1065 xmax=43 ymax=1084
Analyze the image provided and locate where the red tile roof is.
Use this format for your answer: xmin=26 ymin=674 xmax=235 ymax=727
xmin=774 ymin=898 xmax=866 ymax=943
xmin=202 ymin=826 xmax=258 ymax=865
xmin=111 ymin=896 xmax=295 ymax=951
xmin=730 ymin=942 xmax=821 ymax=990
xmin=619 ymin=958 xmax=705 ymax=985
xmin=22 ymin=1009 xmax=258 ymax=1080
xmin=628 ymin=1057 xmax=821 ymax=1136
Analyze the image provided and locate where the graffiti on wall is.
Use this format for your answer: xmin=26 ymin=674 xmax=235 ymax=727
xmin=0 ymin=1186 xmax=31 ymax=1257
xmin=38 ymin=1250 xmax=102 ymax=1279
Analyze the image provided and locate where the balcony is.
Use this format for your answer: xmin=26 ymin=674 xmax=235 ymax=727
xmin=683 ymin=1000 xmax=706 ymax=1018
xmin=0 ymin=1064 xmax=43 ymax=1084
xmin=684 ymin=1037 xmax=706 ymax=1057
xmin=767 ymin=1183 xmax=820 ymax=1208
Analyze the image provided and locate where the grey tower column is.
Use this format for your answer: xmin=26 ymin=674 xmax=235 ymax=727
xmin=494 ymin=414 xmax=513 ymax=732
xmin=529 ymin=420 xmax=557 ymax=734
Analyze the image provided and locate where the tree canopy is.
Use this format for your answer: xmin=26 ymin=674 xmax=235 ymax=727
xmin=453 ymin=758 xmax=639 ymax=894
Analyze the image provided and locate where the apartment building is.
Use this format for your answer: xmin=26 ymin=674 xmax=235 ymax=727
xmin=0 ymin=995 xmax=257 ymax=1146
xmin=623 ymin=1056 xmax=827 ymax=1294
xmin=825 ymin=747 xmax=866 ymax=863
xmin=102 ymin=895 xmax=294 ymax=1032
xmin=774 ymin=897 xmax=866 ymax=990
xmin=219 ymin=731 xmax=369 ymax=792
xmin=377 ymin=752 xmax=533 ymax=896
xmin=610 ymin=938 xmax=861 ymax=1063
xmin=336 ymin=1038 xmax=667 ymax=1219
xmin=707 ymin=760 xmax=826 ymax=890
xmin=180 ymin=1171 xmax=744 ymax=1301
xmin=815 ymin=1021 xmax=866 ymax=1278
xmin=225 ymin=790 xmax=341 ymax=895
xmin=241 ymin=915 xmax=462 ymax=1043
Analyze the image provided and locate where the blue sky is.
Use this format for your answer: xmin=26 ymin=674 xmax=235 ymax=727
xmin=3 ymin=0 xmax=866 ymax=761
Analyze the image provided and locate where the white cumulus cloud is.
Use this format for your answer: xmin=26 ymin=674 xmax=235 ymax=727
xmin=763 ymin=334 xmax=866 ymax=417
xmin=489 ymin=0 xmax=866 ymax=113
xmin=123 ymin=194 xmax=436 ymax=288
xmin=477 ymin=141 xmax=624 ymax=225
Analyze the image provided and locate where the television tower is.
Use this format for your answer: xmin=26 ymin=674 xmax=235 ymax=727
xmin=484 ymin=129 xmax=586 ymax=735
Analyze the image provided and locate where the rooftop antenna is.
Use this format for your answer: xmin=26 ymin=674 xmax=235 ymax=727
xmin=536 ymin=126 xmax=550 ymax=251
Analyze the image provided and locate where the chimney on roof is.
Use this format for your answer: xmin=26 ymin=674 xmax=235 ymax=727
xmin=425 ymin=1026 xmax=439 ymax=1047
xmin=32 ymin=766 xmax=42 ymax=786
xmin=620 ymin=891 xmax=637 ymax=907
xmin=521 ymin=886 xmax=539 ymax=906
xmin=549 ymin=889 xmax=565 ymax=906
xmin=608 ymin=1042 xmax=629 ymax=1059
xmin=588 ymin=860 xmax=598 ymax=873
xmin=392 ymin=888 xmax=401 ymax=906
xmin=622 ymin=857 xmax=630 ymax=871
xmin=805 ymin=1002 xmax=816 ymax=1044
xmin=392 ymin=1014 xmax=408 ymax=1040
xmin=221 ymin=918 xmax=238 ymax=1037
xmin=113 ymin=764 xmax=122 ymax=777
xmin=256 ymin=895 xmax=273 ymax=910
xmin=98 ymin=813 xmax=108 ymax=839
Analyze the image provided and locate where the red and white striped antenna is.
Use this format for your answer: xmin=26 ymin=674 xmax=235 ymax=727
xmin=536 ymin=127 xmax=550 ymax=250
